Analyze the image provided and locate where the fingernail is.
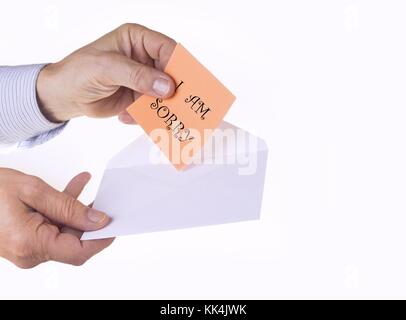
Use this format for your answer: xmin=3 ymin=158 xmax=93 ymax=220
xmin=153 ymin=78 xmax=170 ymax=97
xmin=87 ymin=209 xmax=107 ymax=224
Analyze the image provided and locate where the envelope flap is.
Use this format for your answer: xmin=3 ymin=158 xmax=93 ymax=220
xmin=105 ymin=122 xmax=267 ymax=185
xmin=200 ymin=122 xmax=268 ymax=158
xmin=106 ymin=135 xmax=219 ymax=185
xmin=107 ymin=134 xmax=157 ymax=169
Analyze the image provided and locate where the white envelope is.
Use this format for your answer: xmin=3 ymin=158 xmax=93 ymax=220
xmin=82 ymin=122 xmax=268 ymax=240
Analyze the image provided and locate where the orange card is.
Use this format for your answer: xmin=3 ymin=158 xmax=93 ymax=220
xmin=126 ymin=43 xmax=236 ymax=171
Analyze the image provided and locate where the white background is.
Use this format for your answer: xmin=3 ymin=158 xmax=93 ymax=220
xmin=0 ymin=0 xmax=405 ymax=299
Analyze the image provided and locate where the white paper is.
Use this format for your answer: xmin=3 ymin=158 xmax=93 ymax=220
xmin=82 ymin=122 xmax=268 ymax=240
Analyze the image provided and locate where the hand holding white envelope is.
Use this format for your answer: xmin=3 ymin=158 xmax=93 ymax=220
xmin=82 ymin=122 xmax=268 ymax=240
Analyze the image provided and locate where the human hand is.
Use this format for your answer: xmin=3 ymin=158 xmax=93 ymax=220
xmin=36 ymin=23 xmax=177 ymax=124
xmin=0 ymin=169 xmax=113 ymax=268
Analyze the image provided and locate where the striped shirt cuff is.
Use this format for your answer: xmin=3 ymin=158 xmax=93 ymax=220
xmin=0 ymin=64 xmax=66 ymax=147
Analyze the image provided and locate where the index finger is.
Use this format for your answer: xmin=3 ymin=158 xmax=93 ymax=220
xmin=37 ymin=223 xmax=113 ymax=266
xmin=134 ymin=25 xmax=177 ymax=69
xmin=92 ymin=23 xmax=177 ymax=70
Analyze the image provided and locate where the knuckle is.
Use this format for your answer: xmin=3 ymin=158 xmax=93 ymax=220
xmin=21 ymin=175 xmax=45 ymax=198
xmin=27 ymin=175 xmax=44 ymax=189
xmin=118 ymin=23 xmax=141 ymax=33
xmin=59 ymin=196 xmax=78 ymax=222
xmin=36 ymin=223 xmax=58 ymax=262
xmin=11 ymin=235 xmax=31 ymax=262
xmin=118 ymin=23 xmax=131 ymax=31
xmin=10 ymin=219 xmax=48 ymax=269
xmin=13 ymin=258 xmax=37 ymax=270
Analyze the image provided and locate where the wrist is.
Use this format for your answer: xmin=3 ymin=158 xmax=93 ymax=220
xmin=36 ymin=64 xmax=79 ymax=123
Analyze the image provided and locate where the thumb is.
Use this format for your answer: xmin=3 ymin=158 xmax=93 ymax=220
xmin=19 ymin=176 xmax=110 ymax=231
xmin=103 ymin=52 xmax=176 ymax=98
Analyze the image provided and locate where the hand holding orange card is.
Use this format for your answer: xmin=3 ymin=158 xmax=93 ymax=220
xmin=126 ymin=44 xmax=236 ymax=170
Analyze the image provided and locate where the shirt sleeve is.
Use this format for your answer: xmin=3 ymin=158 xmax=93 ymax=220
xmin=0 ymin=64 xmax=67 ymax=149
